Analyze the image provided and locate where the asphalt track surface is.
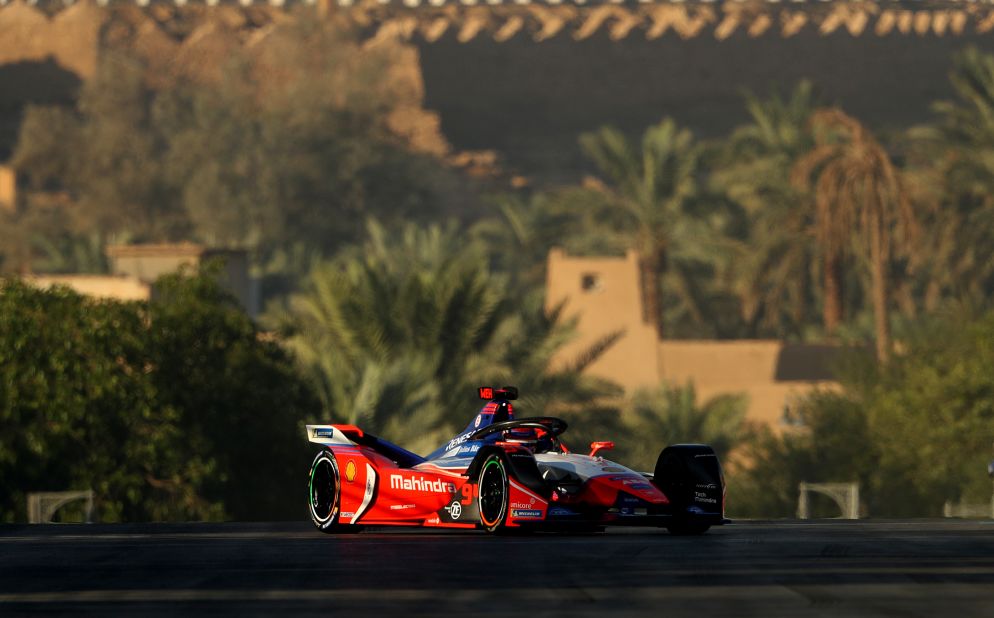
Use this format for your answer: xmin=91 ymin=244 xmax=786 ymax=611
xmin=2 ymin=520 xmax=994 ymax=617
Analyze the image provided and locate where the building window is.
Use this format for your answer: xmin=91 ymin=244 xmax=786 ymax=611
xmin=581 ymin=273 xmax=603 ymax=293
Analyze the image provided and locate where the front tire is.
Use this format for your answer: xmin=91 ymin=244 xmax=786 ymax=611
xmin=308 ymin=451 xmax=359 ymax=533
xmin=477 ymin=454 xmax=509 ymax=533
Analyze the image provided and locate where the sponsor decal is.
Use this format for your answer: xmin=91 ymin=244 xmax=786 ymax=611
xmin=313 ymin=428 xmax=335 ymax=437
xmin=457 ymin=444 xmax=480 ymax=456
xmin=426 ymin=515 xmax=441 ymax=524
xmin=510 ymin=501 xmax=535 ymax=509
xmin=445 ymin=501 xmax=463 ymax=520
xmin=351 ymin=463 xmax=377 ymax=524
xmin=601 ymin=466 xmax=625 ymax=473
xmin=390 ymin=474 xmax=456 ymax=494
xmin=340 ymin=511 xmax=355 ymax=519
xmin=694 ymin=492 xmax=718 ymax=504
xmin=548 ymin=507 xmax=577 ymax=517
xmin=511 ymin=509 xmax=543 ymax=519
xmin=389 ymin=504 xmax=415 ymax=511
xmin=345 ymin=460 xmax=357 ymax=483
xmin=446 ymin=433 xmax=472 ymax=451
xmin=629 ymin=483 xmax=653 ymax=491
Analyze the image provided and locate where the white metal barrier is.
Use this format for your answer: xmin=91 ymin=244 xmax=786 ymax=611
xmin=942 ymin=499 xmax=994 ymax=519
xmin=797 ymin=482 xmax=860 ymax=519
xmin=27 ymin=491 xmax=95 ymax=523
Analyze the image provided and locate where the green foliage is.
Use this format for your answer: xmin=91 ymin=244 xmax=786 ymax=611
xmin=0 ymin=280 xmax=209 ymax=522
xmin=934 ymin=47 xmax=994 ymax=148
xmin=712 ymin=82 xmax=819 ymax=338
xmin=905 ymin=47 xmax=994 ymax=313
xmin=614 ymin=382 xmax=749 ymax=472
xmin=0 ymin=202 xmax=113 ymax=274
xmin=730 ymin=390 xmax=875 ymax=518
xmin=280 ymin=220 xmax=621 ymax=454
xmin=470 ymin=191 xmax=619 ymax=294
xmin=861 ymin=311 xmax=994 ymax=513
xmin=734 ymin=310 xmax=994 ymax=517
xmin=0 ymin=271 xmax=319 ymax=522
xmin=147 ymin=266 xmax=321 ymax=520
xmin=563 ymin=119 xmax=745 ymax=337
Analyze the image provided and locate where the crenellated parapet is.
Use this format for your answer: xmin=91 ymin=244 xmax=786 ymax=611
xmin=4 ymin=0 xmax=994 ymax=46
xmin=353 ymin=2 xmax=994 ymax=42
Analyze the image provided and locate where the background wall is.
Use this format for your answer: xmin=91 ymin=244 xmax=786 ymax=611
xmin=417 ymin=29 xmax=994 ymax=181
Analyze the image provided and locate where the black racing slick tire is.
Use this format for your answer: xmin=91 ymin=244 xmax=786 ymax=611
xmin=654 ymin=444 xmax=724 ymax=536
xmin=308 ymin=451 xmax=360 ymax=534
xmin=477 ymin=453 xmax=509 ymax=533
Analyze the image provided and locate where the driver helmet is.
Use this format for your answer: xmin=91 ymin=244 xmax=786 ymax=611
xmin=501 ymin=425 xmax=553 ymax=453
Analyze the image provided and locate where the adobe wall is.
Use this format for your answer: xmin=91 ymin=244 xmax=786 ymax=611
xmin=25 ymin=274 xmax=151 ymax=301
xmin=545 ymin=248 xmax=662 ymax=390
xmin=546 ymin=247 xmax=840 ymax=428
xmin=0 ymin=165 xmax=15 ymax=211
xmin=4 ymin=2 xmax=994 ymax=178
xmin=658 ymin=341 xmax=837 ymax=427
xmin=417 ymin=27 xmax=994 ymax=180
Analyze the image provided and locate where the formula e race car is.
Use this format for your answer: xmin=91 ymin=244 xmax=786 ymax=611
xmin=305 ymin=386 xmax=726 ymax=535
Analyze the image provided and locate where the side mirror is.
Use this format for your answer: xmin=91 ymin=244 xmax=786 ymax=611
xmin=589 ymin=441 xmax=614 ymax=457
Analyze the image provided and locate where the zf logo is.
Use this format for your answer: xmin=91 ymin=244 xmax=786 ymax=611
xmin=446 ymin=501 xmax=462 ymax=520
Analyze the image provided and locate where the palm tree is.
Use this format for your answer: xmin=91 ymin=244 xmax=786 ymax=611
xmin=578 ymin=119 xmax=705 ymax=338
xmin=792 ymin=109 xmax=917 ymax=362
xmin=714 ymin=82 xmax=820 ymax=337
xmin=279 ymin=219 xmax=622 ymax=453
xmin=933 ymin=47 xmax=994 ymax=149
xmin=617 ymin=382 xmax=748 ymax=471
xmin=905 ymin=47 xmax=994 ymax=311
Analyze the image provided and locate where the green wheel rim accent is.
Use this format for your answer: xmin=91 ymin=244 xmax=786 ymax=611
xmin=479 ymin=457 xmax=506 ymax=527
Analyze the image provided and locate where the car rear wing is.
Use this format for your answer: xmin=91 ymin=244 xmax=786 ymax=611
xmin=306 ymin=424 xmax=363 ymax=446
xmin=306 ymin=424 xmax=426 ymax=467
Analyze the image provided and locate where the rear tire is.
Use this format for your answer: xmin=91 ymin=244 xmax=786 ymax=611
xmin=654 ymin=444 xmax=724 ymax=536
xmin=477 ymin=454 xmax=509 ymax=533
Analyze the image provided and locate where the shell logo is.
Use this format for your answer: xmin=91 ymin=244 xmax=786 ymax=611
xmin=345 ymin=460 xmax=357 ymax=483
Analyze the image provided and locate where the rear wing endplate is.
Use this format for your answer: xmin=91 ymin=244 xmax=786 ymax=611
xmin=306 ymin=424 xmax=362 ymax=446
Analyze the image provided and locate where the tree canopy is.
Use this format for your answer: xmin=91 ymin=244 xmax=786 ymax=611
xmin=0 ymin=271 xmax=320 ymax=522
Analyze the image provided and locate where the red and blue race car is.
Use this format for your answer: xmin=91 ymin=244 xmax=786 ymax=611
xmin=306 ymin=386 xmax=726 ymax=535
